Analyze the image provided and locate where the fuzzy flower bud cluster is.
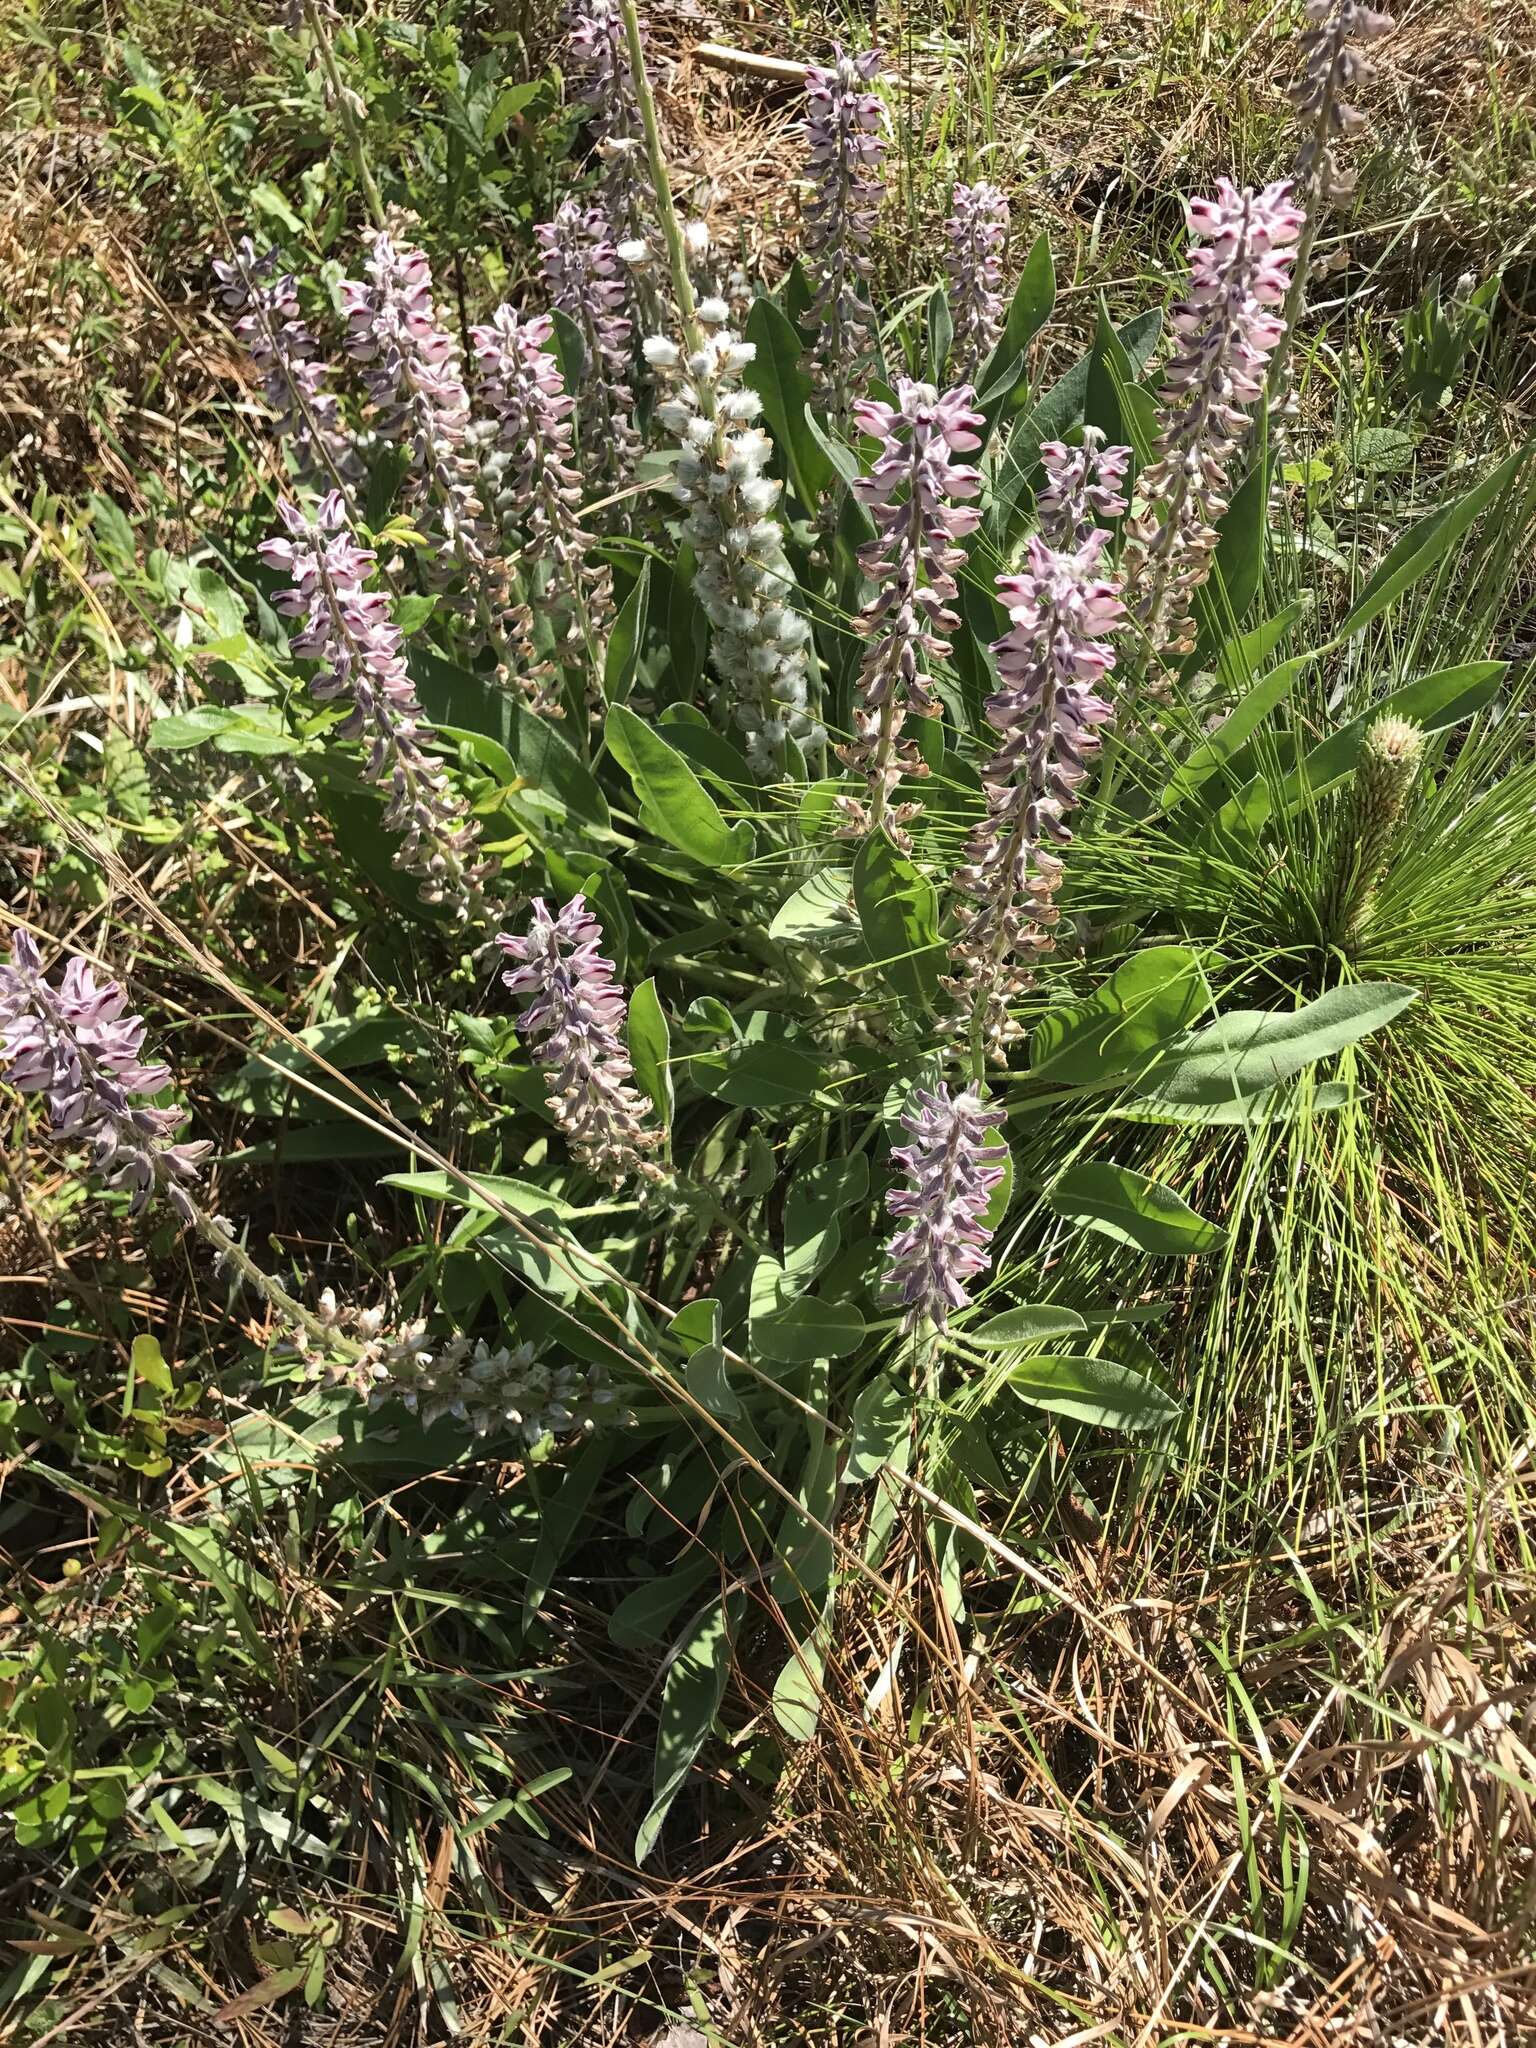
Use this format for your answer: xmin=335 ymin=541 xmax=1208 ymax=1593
xmin=944 ymin=182 xmax=1009 ymax=378
xmin=1035 ymin=427 xmax=1130 ymax=550
xmin=213 ymin=237 xmax=359 ymax=485
xmin=682 ymin=216 xmax=753 ymax=331
xmin=839 ymin=380 xmax=983 ymax=843
xmin=1293 ymin=0 xmax=1394 ymax=205
xmin=497 ymin=895 xmax=662 ymax=1186
xmin=1122 ymin=180 xmax=1303 ymax=660
xmin=310 ymin=1292 xmax=624 ymax=1443
xmin=0 ymin=935 xmax=210 ymax=1223
xmin=341 ymin=228 xmax=492 ymax=587
xmin=643 ymin=320 xmax=819 ymax=776
xmin=260 ymin=494 xmax=496 ymax=922
xmin=884 ymin=1083 xmax=1006 ymax=1330
xmin=1327 ymin=713 xmax=1423 ymax=947
xmin=537 ymin=200 xmax=640 ymax=487
xmin=803 ymin=46 xmax=887 ymax=429
xmin=947 ymin=474 xmax=1125 ymax=1059
xmin=563 ymin=0 xmax=663 ymax=327
xmin=472 ymin=306 xmax=608 ymax=715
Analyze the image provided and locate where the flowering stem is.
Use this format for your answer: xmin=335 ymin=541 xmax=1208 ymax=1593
xmin=616 ymin=0 xmax=704 ymax=363
xmin=303 ymin=0 xmax=385 ymax=231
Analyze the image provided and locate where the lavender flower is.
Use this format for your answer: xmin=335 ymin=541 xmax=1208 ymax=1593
xmin=563 ymin=0 xmax=664 ymax=329
xmin=1293 ymin=0 xmax=1394 ymax=206
xmin=947 ymin=503 xmax=1125 ymax=1060
xmin=340 ymin=227 xmax=493 ymax=589
xmin=944 ymin=182 xmax=1009 ymax=378
xmin=537 ymin=200 xmax=640 ymax=488
xmin=643 ymin=318 xmax=818 ymax=776
xmin=260 ymin=493 xmax=497 ymax=920
xmin=839 ymin=380 xmax=984 ymax=841
xmin=803 ymin=46 xmax=887 ymax=431
xmin=472 ymin=307 xmax=610 ymax=714
xmin=1122 ymin=179 xmax=1303 ymax=660
xmin=1035 ymin=427 xmax=1131 ymax=551
xmin=0 ymin=934 xmax=210 ymax=1223
xmin=497 ymin=894 xmax=662 ymax=1185
xmin=884 ymin=1083 xmax=1006 ymax=1331
xmin=213 ymin=237 xmax=359 ymax=485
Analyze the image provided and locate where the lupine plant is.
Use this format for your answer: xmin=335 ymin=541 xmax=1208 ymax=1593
xmin=13 ymin=0 xmax=1535 ymax=1988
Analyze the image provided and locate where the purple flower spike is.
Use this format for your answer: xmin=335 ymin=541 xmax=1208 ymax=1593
xmin=1124 ymin=178 xmax=1303 ymax=660
xmin=884 ymin=1082 xmax=1006 ymax=1331
xmin=213 ymin=236 xmax=360 ymax=485
xmin=803 ymin=46 xmax=887 ymax=431
xmin=0 ymin=933 xmax=210 ymax=1223
xmin=536 ymin=200 xmax=640 ymax=488
xmin=260 ymin=493 xmax=497 ymax=920
xmin=1035 ymin=429 xmax=1131 ymax=551
xmin=340 ymin=228 xmax=493 ymax=589
xmin=562 ymin=0 xmax=662 ymax=326
xmin=946 ymin=524 xmax=1125 ymax=1059
xmin=1293 ymin=0 xmax=1394 ymax=205
xmin=944 ymin=181 xmax=1009 ymax=378
xmin=840 ymin=379 xmax=984 ymax=842
xmin=497 ymin=895 xmax=662 ymax=1186
xmin=472 ymin=306 xmax=609 ymax=712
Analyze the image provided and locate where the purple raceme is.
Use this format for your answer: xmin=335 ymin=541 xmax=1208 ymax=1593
xmin=643 ymin=319 xmax=818 ymax=776
xmin=944 ymin=181 xmax=1009 ymax=379
xmin=472 ymin=307 xmax=609 ymax=715
xmin=340 ymin=227 xmax=494 ymax=590
xmin=803 ymin=46 xmax=887 ymax=431
xmin=497 ymin=894 xmax=663 ymax=1185
xmin=946 ymin=494 xmax=1125 ymax=1061
xmin=0 ymin=934 xmax=210 ymax=1223
xmin=537 ymin=200 xmax=640 ymax=488
xmin=840 ymin=380 xmax=984 ymax=844
xmin=1121 ymin=179 xmax=1303 ymax=661
xmin=1035 ymin=427 xmax=1131 ymax=551
xmin=884 ymin=1082 xmax=1006 ymax=1331
xmin=213 ymin=237 xmax=360 ymax=485
xmin=563 ymin=0 xmax=664 ymax=330
xmin=260 ymin=493 xmax=498 ymax=921
xmin=1293 ymin=0 xmax=1394 ymax=206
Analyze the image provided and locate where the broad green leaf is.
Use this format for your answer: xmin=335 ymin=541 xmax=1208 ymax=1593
xmin=962 ymin=1304 xmax=1089 ymax=1348
xmin=1111 ymin=1079 xmax=1354 ymax=1125
xmin=605 ymin=703 xmax=753 ymax=866
xmin=1084 ymin=297 xmax=1137 ymax=447
xmin=744 ymin=296 xmax=838 ymax=509
xmin=1030 ymin=945 xmax=1207 ymax=1085
xmin=685 ymin=1343 xmax=741 ymax=1419
xmin=627 ymin=977 xmax=673 ymax=1124
xmin=670 ymin=1298 xmax=721 ymax=1348
xmin=415 ymin=651 xmax=610 ymax=829
xmin=1336 ymin=447 xmax=1528 ymax=641
xmin=1005 ymin=1354 xmax=1181 ymax=1431
xmin=750 ymin=1257 xmax=866 ymax=1361
xmin=130 ymin=1335 xmax=173 ymax=1394
xmin=977 ymin=231 xmax=1055 ymax=409
xmin=1188 ymin=410 xmax=1269 ymax=666
xmin=852 ymin=831 xmax=942 ymax=1005
xmin=699 ymin=1039 xmax=828 ymax=1109
xmin=1210 ymin=601 xmax=1305 ymax=695
xmin=784 ymin=1154 xmax=869 ymax=1282
xmin=609 ymin=1558 xmax=716 ymax=1649
xmin=525 ymin=1439 xmax=611 ymax=1630
xmin=382 ymin=1170 xmax=580 ymax=1221
xmin=602 ymin=560 xmax=650 ymax=707
xmin=1160 ymin=655 xmax=1309 ymax=811
xmin=773 ymin=1620 xmax=830 ymax=1743
xmin=927 ymin=283 xmax=954 ymax=380
xmin=1135 ymin=982 xmax=1418 ymax=1108
xmin=768 ymin=867 xmax=855 ymax=944
xmin=980 ymin=1126 xmax=1012 ymax=1233
xmin=1048 ymin=1162 xmax=1225 ymax=1255
xmin=844 ymin=1368 xmax=910 ymax=1481
xmin=635 ymin=1596 xmax=734 ymax=1862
